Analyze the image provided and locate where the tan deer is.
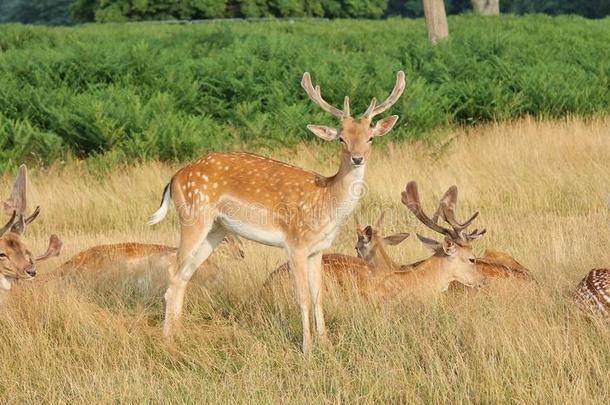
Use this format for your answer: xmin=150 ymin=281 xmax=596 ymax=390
xmin=148 ymin=71 xmax=406 ymax=353
xmin=49 ymin=237 xmax=244 ymax=286
xmin=574 ymin=268 xmax=610 ymax=318
xmin=1 ymin=165 xmax=62 ymax=300
xmin=394 ymin=181 xmax=487 ymax=295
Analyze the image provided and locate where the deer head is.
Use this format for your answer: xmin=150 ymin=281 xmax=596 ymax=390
xmin=401 ymin=181 xmax=486 ymax=288
xmin=301 ymin=71 xmax=405 ymax=167
xmin=0 ymin=165 xmax=62 ymax=291
xmin=354 ymin=212 xmax=410 ymax=269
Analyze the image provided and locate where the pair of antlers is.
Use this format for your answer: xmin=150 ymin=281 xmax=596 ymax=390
xmin=2 ymin=165 xmax=62 ymax=261
xmin=301 ymin=71 xmax=406 ymax=121
xmin=401 ymin=181 xmax=486 ymax=242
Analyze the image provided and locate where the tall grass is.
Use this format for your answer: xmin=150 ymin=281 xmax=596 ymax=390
xmin=0 ymin=118 xmax=609 ymax=402
xmin=1 ymin=15 xmax=609 ymax=171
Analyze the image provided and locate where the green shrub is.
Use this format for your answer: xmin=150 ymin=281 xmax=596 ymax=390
xmin=0 ymin=16 xmax=608 ymax=171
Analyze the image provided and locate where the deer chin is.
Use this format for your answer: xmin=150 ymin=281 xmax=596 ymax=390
xmin=0 ymin=275 xmax=12 ymax=291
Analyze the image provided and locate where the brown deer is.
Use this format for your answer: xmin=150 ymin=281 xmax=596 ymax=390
xmin=574 ymin=268 xmax=610 ymax=318
xmin=474 ymin=249 xmax=534 ymax=281
xmin=395 ymin=181 xmax=487 ymax=294
xmin=49 ymin=237 xmax=244 ymax=286
xmin=354 ymin=212 xmax=411 ymax=272
xmin=148 ymin=71 xmax=406 ymax=353
xmin=1 ymin=165 xmax=62 ymax=300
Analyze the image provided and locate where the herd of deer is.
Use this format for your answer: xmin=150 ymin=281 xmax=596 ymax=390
xmin=1 ymin=72 xmax=608 ymax=354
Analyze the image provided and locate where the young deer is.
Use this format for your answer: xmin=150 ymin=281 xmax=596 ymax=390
xmin=354 ymin=212 xmax=411 ymax=272
xmin=148 ymin=71 xmax=406 ymax=353
xmin=1 ymin=165 xmax=62 ymax=299
xmin=574 ymin=268 xmax=610 ymax=318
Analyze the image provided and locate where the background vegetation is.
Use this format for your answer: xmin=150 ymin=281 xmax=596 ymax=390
xmin=0 ymin=16 xmax=609 ymax=172
xmin=2 ymin=0 xmax=610 ymax=25
xmin=1 ymin=118 xmax=608 ymax=402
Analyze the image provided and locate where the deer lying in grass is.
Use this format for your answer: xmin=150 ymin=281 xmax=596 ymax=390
xmin=148 ymin=71 xmax=406 ymax=353
xmin=574 ymin=269 xmax=610 ymax=318
xmin=49 ymin=237 xmax=244 ymax=287
xmin=1 ymin=165 xmax=62 ymax=300
xmin=474 ymin=249 xmax=534 ymax=281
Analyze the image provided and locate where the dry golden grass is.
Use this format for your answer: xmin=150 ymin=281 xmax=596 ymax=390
xmin=1 ymin=117 xmax=609 ymax=403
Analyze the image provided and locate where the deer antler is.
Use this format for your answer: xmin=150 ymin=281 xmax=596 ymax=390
xmin=401 ymin=181 xmax=458 ymax=240
xmin=301 ymin=72 xmax=348 ymax=119
xmin=3 ymin=165 xmax=41 ymax=234
xmin=0 ymin=211 xmax=17 ymax=237
xmin=438 ymin=186 xmax=484 ymax=239
xmin=361 ymin=71 xmax=406 ymax=120
xmin=34 ymin=234 xmax=63 ymax=262
xmin=3 ymin=164 xmax=27 ymax=216
xmin=402 ymin=181 xmax=485 ymax=242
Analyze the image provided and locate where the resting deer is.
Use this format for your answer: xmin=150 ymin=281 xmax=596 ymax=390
xmin=354 ymin=212 xmax=411 ymax=272
xmin=148 ymin=71 xmax=406 ymax=353
xmin=574 ymin=269 xmax=610 ymax=318
xmin=395 ymin=181 xmax=487 ymax=295
xmin=51 ymin=237 xmax=244 ymax=286
xmin=1 ymin=165 xmax=62 ymax=300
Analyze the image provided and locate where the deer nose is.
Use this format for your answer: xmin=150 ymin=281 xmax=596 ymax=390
xmin=351 ymin=155 xmax=364 ymax=166
xmin=25 ymin=266 xmax=36 ymax=278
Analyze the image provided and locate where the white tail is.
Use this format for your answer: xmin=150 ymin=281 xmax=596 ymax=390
xmin=147 ymin=183 xmax=171 ymax=226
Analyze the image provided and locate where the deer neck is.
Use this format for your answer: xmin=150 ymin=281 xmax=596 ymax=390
xmin=324 ymin=156 xmax=366 ymax=223
xmin=369 ymin=245 xmax=400 ymax=272
xmin=0 ymin=275 xmax=12 ymax=292
xmin=406 ymin=255 xmax=454 ymax=292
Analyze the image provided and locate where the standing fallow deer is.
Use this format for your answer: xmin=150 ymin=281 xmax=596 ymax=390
xmin=574 ymin=269 xmax=610 ymax=319
xmin=1 ymin=165 xmax=62 ymax=300
xmin=148 ymin=71 xmax=406 ymax=353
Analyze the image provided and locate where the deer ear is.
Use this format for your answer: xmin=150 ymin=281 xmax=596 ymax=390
xmin=383 ymin=233 xmax=410 ymax=246
xmin=306 ymin=125 xmax=338 ymax=141
xmin=416 ymin=234 xmax=440 ymax=251
xmin=441 ymin=239 xmax=457 ymax=256
xmin=371 ymin=115 xmax=399 ymax=137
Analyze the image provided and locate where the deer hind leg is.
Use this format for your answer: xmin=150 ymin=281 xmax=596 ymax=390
xmin=288 ymin=248 xmax=313 ymax=355
xmin=163 ymin=220 xmax=227 ymax=338
xmin=308 ymin=252 xmax=328 ymax=343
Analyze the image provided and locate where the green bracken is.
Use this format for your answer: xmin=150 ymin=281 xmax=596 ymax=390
xmin=0 ymin=15 xmax=609 ymax=171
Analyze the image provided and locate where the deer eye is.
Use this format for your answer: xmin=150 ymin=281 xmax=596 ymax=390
xmin=338 ymin=137 xmax=346 ymax=144
xmin=368 ymin=137 xmax=374 ymax=143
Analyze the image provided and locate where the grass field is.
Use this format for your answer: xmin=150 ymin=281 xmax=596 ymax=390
xmin=0 ymin=117 xmax=609 ymax=402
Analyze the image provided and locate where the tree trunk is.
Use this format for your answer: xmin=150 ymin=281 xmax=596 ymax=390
xmin=422 ymin=0 xmax=449 ymax=44
xmin=471 ymin=0 xmax=500 ymax=16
